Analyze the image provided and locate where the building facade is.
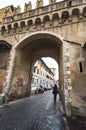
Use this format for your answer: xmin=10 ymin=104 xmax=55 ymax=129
xmin=0 ymin=0 xmax=86 ymax=117
xmin=31 ymin=59 xmax=55 ymax=92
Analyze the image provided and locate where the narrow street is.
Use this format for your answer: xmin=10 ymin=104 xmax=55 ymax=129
xmin=0 ymin=90 xmax=67 ymax=130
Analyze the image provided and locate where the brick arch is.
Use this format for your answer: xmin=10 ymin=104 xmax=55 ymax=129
xmin=5 ymin=31 xmax=73 ymax=117
xmin=35 ymin=17 xmax=41 ymax=25
xmin=72 ymin=8 xmax=80 ymax=16
xmin=62 ymin=11 xmax=69 ymax=19
xmin=14 ymin=23 xmax=19 ymax=33
xmin=52 ymin=13 xmax=59 ymax=20
xmin=72 ymin=8 xmax=80 ymax=22
xmin=20 ymin=21 xmax=26 ymax=31
xmin=43 ymin=15 xmax=50 ymax=23
xmin=0 ymin=40 xmax=11 ymax=49
xmin=27 ymin=19 xmax=33 ymax=25
xmin=1 ymin=26 xmax=6 ymax=35
xmin=27 ymin=19 xmax=33 ymax=30
xmin=15 ymin=31 xmax=63 ymax=49
xmin=61 ymin=11 xmax=69 ymax=23
xmin=20 ymin=21 xmax=25 ymax=26
xmin=7 ymin=24 xmax=12 ymax=33
xmin=83 ymin=7 xmax=86 ymax=14
xmin=14 ymin=23 xmax=18 ymax=28
xmin=43 ymin=15 xmax=50 ymax=28
xmin=14 ymin=31 xmax=63 ymax=99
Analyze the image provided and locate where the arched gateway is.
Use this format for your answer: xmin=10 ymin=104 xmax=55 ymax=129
xmin=1 ymin=31 xmax=72 ymax=116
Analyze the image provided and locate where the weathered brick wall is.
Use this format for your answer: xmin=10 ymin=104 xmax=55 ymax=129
xmin=9 ymin=49 xmax=32 ymax=100
xmin=70 ymin=43 xmax=86 ymax=117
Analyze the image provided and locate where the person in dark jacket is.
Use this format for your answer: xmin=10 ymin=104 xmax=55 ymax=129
xmin=52 ymin=84 xmax=59 ymax=102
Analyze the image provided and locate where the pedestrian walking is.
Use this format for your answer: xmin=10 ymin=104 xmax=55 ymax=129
xmin=52 ymin=84 xmax=59 ymax=102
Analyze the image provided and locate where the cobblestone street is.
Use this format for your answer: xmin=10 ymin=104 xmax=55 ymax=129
xmin=0 ymin=91 xmax=67 ymax=130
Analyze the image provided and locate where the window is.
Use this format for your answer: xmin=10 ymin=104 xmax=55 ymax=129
xmin=79 ymin=62 xmax=83 ymax=72
xmin=33 ymin=67 xmax=36 ymax=73
xmin=37 ymin=69 xmax=39 ymax=74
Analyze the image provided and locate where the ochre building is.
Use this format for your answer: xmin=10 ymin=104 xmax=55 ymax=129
xmin=31 ymin=59 xmax=55 ymax=92
xmin=0 ymin=0 xmax=86 ymax=118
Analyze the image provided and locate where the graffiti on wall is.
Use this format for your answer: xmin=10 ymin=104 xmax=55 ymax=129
xmin=16 ymin=78 xmax=23 ymax=87
xmin=12 ymin=78 xmax=24 ymax=88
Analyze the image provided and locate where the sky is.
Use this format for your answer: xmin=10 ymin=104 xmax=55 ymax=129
xmin=0 ymin=0 xmax=61 ymax=80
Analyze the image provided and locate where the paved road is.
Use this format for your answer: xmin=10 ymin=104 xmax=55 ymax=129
xmin=0 ymin=90 xmax=66 ymax=130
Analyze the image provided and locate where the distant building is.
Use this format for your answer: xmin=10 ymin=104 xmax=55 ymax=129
xmin=50 ymin=68 xmax=56 ymax=80
xmin=31 ymin=59 xmax=55 ymax=92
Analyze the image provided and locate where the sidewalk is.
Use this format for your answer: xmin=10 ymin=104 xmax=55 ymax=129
xmin=67 ymin=116 xmax=86 ymax=130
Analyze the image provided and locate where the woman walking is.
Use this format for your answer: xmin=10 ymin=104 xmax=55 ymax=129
xmin=52 ymin=84 xmax=59 ymax=102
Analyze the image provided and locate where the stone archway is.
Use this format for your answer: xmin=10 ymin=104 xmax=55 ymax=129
xmin=4 ymin=31 xmax=72 ymax=116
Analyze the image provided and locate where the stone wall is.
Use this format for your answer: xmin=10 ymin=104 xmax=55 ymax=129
xmin=8 ymin=49 xmax=32 ymax=100
xmin=70 ymin=43 xmax=86 ymax=117
xmin=0 ymin=48 xmax=11 ymax=93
